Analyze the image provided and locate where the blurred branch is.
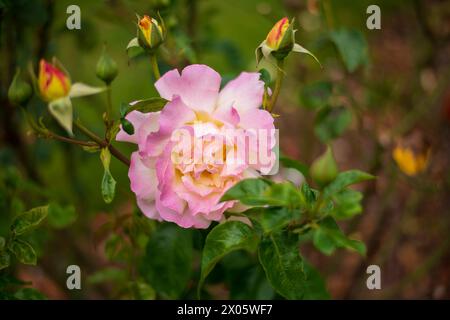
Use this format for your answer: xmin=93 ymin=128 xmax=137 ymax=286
xmin=0 ymin=6 xmax=41 ymax=183
xmin=382 ymin=233 xmax=450 ymax=298
xmin=393 ymin=69 xmax=450 ymax=137
xmin=35 ymin=0 xmax=55 ymax=59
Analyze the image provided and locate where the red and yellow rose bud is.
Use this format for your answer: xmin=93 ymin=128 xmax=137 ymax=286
xmin=38 ymin=59 xmax=71 ymax=102
xmin=137 ymin=15 xmax=165 ymax=51
xmin=256 ymin=17 xmax=321 ymax=66
xmin=266 ymin=17 xmax=291 ymax=51
xmin=392 ymin=146 xmax=431 ymax=176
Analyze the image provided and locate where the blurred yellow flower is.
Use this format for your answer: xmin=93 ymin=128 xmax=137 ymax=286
xmin=393 ymin=146 xmax=430 ymax=176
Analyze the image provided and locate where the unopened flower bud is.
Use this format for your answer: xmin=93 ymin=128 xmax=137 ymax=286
xmin=8 ymin=69 xmax=32 ymax=106
xmin=311 ymin=145 xmax=339 ymax=187
xmin=137 ymin=15 xmax=165 ymax=51
xmin=96 ymin=49 xmax=118 ymax=84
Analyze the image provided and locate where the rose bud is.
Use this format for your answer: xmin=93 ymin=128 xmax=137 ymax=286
xmin=137 ymin=15 xmax=165 ymax=51
xmin=38 ymin=59 xmax=71 ymax=102
xmin=266 ymin=17 xmax=293 ymax=59
xmin=256 ymin=17 xmax=320 ymax=66
xmin=311 ymin=145 xmax=339 ymax=187
xmin=96 ymin=49 xmax=118 ymax=84
xmin=8 ymin=69 xmax=32 ymax=106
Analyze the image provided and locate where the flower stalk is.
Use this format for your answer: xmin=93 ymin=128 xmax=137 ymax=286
xmin=150 ymin=54 xmax=161 ymax=80
xmin=267 ymin=59 xmax=285 ymax=113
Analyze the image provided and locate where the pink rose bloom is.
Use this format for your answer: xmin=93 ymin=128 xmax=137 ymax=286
xmin=117 ymin=64 xmax=275 ymax=228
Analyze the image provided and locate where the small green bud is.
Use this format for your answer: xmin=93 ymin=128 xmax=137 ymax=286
xmin=121 ymin=118 xmax=135 ymax=135
xmin=311 ymin=145 xmax=339 ymax=187
xmin=96 ymin=49 xmax=118 ymax=84
xmin=8 ymin=69 xmax=33 ymax=106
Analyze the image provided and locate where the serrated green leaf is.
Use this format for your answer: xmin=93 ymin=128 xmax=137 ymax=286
xmin=11 ymin=205 xmax=48 ymax=235
xmin=329 ymin=29 xmax=369 ymax=72
xmin=315 ymin=106 xmax=352 ymax=142
xmin=221 ymin=179 xmax=302 ymax=208
xmin=331 ymin=189 xmax=363 ymax=220
xmin=258 ymin=232 xmax=329 ymax=299
xmin=299 ymin=82 xmax=332 ymax=110
xmin=141 ymin=224 xmax=193 ymax=299
xmin=127 ymin=97 xmax=167 ymax=114
xmin=100 ymin=148 xmax=116 ymax=204
xmin=101 ymin=170 xmax=116 ymax=204
xmin=47 ymin=202 xmax=77 ymax=229
xmin=199 ymin=221 xmax=259 ymax=296
xmin=301 ymin=182 xmax=317 ymax=206
xmin=313 ymin=216 xmax=366 ymax=256
xmin=323 ymin=170 xmax=374 ymax=199
xmin=246 ymin=207 xmax=296 ymax=234
xmin=9 ymin=239 xmax=37 ymax=265
xmin=0 ymin=251 xmax=10 ymax=270
xmin=221 ymin=178 xmax=273 ymax=205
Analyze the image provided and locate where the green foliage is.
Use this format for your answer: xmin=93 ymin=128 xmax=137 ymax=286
xmin=126 ymin=97 xmax=167 ymax=114
xmin=8 ymin=239 xmax=37 ymax=265
xmin=141 ymin=224 xmax=193 ymax=299
xmin=216 ymin=170 xmax=372 ymax=299
xmin=0 ymin=251 xmax=10 ymax=271
xmin=47 ymin=202 xmax=77 ymax=229
xmin=247 ymin=207 xmax=296 ymax=234
xmin=312 ymin=216 xmax=366 ymax=256
xmin=331 ymin=189 xmax=363 ymax=220
xmin=100 ymin=148 xmax=116 ymax=204
xmin=258 ymin=232 xmax=329 ymax=299
xmin=221 ymin=179 xmax=303 ymax=208
xmin=13 ymin=287 xmax=47 ymax=300
xmin=323 ymin=170 xmax=374 ymax=199
xmin=314 ymin=106 xmax=352 ymax=142
xmin=199 ymin=221 xmax=259 ymax=296
xmin=300 ymin=82 xmax=332 ymax=110
xmin=10 ymin=206 xmax=48 ymax=236
xmin=329 ymin=28 xmax=369 ymax=72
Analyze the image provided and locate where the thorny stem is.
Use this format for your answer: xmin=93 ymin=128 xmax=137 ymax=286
xmin=22 ymin=107 xmax=96 ymax=147
xmin=267 ymin=59 xmax=285 ymax=113
xmin=74 ymin=121 xmax=130 ymax=166
xmin=105 ymin=84 xmax=113 ymax=134
xmin=150 ymin=54 xmax=161 ymax=80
